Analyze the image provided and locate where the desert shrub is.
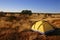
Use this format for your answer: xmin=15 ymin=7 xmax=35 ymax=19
xmin=48 ymin=14 xmax=52 ymax=16
xmin=21 ymin=10 xmax=32 ymax=15
xmin=0 ymin=12 xmax=6 ymax=17
xmin=38 ymin=13 xmax=40 ymax=15
xmin=6 ymin=16 xmax=17 ymax=22
xmin=6 ymin=32 xmax=20 ymax=40
xmin=0 ymin=29 xmax=20 ymax=40
xmin=13 ymin=26 xmax=20 ymax=31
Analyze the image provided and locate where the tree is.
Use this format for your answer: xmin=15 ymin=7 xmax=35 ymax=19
xmin=21 ymin=10 xmax=32 ymax=15
xmin=0 ymin=11 xmax=6 ymax=17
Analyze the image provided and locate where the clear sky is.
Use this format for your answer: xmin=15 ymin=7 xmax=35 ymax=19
xmin=0 ymin=0 xmax=60 ymax=13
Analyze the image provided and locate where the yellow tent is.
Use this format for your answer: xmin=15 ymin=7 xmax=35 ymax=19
xmin=31 ymin=20 xmax=54 ymax=34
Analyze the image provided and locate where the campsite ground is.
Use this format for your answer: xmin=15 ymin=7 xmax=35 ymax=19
xmin=0 ymin=13 xmax=60 ymax=40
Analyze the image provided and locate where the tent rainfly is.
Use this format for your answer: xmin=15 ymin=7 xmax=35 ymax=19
xmin=31 ymin=20 xmax=54 ymax=34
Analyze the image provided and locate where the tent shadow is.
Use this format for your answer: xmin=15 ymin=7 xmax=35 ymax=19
xmin=45 ymin=28 xmax=60 ymax=36
xmin=20 ymin=29 xmax=60 ymax=36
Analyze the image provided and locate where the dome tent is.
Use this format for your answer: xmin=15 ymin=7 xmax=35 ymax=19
xmin=31 ymin=20 xmax=55 ymax=34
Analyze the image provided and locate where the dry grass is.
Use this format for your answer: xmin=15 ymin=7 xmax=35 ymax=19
xmin=0 ymin=13 xmax=60 ymax=40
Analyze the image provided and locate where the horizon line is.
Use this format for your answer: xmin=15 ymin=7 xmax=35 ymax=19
xmin=0 ymin=11 xmax=60 ymax=13
xmin=0 ymin=10 xmax=60 ymax=13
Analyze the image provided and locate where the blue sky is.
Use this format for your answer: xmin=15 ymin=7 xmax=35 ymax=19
xmin=0 ymin=0 xmax=60 ymax=13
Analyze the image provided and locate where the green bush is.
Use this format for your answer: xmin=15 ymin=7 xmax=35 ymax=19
xmin=21 ymin=10 xmax=32 ymax=15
